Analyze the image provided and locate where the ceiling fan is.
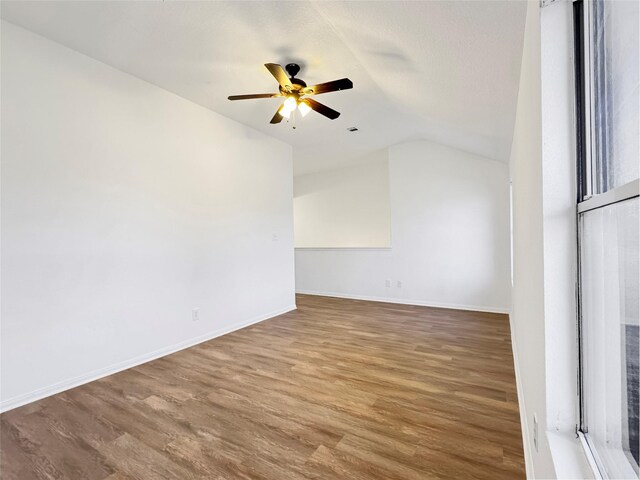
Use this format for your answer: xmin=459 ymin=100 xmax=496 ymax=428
xmin=228 ymin=63 xmax=353 ymax=124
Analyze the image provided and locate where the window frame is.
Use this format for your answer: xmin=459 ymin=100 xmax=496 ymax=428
xmin=573 ymin=0 xmax=640 ymax=477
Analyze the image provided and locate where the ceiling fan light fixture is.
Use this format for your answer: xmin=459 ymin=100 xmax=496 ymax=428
xmin=280 ymin=96 xmax=298 ymax=119
xmin=298 ymin=101 xmax=312 ymax=117
xmin=283 ymin=96 xmax=297 ymax=111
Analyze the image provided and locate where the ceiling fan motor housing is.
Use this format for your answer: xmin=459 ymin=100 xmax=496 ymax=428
xmin=285 ymin=63 xmax=301 ymax=77
xmin=285 ymin=63 xmax=307 ymax=88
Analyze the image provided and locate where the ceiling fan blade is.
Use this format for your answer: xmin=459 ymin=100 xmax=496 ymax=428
xmin=228 ymin=93 xmax=280 ymax=100
xmin=301 ymin=78 xmax=353 ymax=96
xmin=302 ymin=98 xmax=340 ymax=120
xmin=270 ymin=104 xmax=285 ymax=124
xmin=264 ymin=63 xmax=293 ymax=90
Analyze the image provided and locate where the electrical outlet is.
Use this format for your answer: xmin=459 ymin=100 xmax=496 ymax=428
xmin=385 ymin=279 xmax=391 ymax=288
xmin=397 ymin=280 xmax=402 ymax=288
xmin=192 ymin=308 xmax=200 ymax=322
xmin=533 ymin=414 xmax=538 ymax=452
xmin=272 ymin=233 xmax=278 ymax=242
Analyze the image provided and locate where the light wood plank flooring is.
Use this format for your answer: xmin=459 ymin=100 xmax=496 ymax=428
xmin=1 ymin=294 xmax=525 ymax=479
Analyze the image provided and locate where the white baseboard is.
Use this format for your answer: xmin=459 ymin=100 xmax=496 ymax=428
xmin=296 ymin=290 xmax=509 ymax=314
xmin=0 ymin=304 xmax=297 ymax=413
xmin=509 ymin=313 xmax=535 ymax=479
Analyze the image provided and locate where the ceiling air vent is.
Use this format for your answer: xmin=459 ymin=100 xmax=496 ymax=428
xmin=347 ymin=127 xmax=359 ymax=132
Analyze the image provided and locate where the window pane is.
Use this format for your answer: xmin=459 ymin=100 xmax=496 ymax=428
xmin=592 ymin=0 xmax=639 ymax=193
xmin=581 ymin=197 xmax=639 ymax=479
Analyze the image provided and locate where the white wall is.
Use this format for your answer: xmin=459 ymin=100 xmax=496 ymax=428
xmin=0 ymin=21 xmax=295 ymax=411
xmin=294 ymin=150 xmax=391 ymax=248
xmin=509 ymin=2 xmax=593 ymax=478
xmin=508 ymin=2 xmax=552 ymax=476
xmin=540 ymin=0 xmax=579 ymax=438
xmin=295 ymin=140 xmax=511 ymax=313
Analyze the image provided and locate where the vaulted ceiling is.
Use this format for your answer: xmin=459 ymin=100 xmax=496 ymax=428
xmin=1 ymin=1 xmax=527 ymax=175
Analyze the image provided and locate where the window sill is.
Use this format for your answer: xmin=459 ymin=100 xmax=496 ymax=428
xmin=547 ymin=430 xmax=598 ymax=479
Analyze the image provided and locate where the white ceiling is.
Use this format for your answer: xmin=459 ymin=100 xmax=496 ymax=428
xmin=1 ymin=1 xmax=527 ymax=175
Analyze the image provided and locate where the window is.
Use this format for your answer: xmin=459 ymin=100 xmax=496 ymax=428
xmin=575 ymin=0 xmax=639 ymax=478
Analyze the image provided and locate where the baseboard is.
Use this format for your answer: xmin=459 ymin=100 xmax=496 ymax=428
xmin=296 ymin=290 xmax=509 ymax=314
xmin=509 ymin=312 xmax=535 ymax=479
xmin=0 ymin=304 xmax=297 ymax=413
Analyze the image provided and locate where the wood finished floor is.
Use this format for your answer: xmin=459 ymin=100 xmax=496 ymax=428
xmin=1 ymin=294 xmax=525 ymax=480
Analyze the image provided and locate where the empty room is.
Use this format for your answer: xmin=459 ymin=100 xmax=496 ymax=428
xmin=1 ymin=1 xmax=638 ymax=479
